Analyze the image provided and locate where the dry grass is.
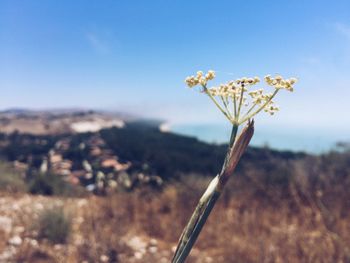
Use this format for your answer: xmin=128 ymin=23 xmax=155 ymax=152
xmin=73 ymin=176 xmax=350 ymax=263
xmin=3 ymin=151 xmax=350 ymax=263
xmin=3 ymin=184 xmax=350 ymax=262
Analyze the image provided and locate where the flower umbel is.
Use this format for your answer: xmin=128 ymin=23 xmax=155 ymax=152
xmin=174 ymin=70 xmax=298 ymax=263
xmin=185 ymin=70 xmax=297 ymax=126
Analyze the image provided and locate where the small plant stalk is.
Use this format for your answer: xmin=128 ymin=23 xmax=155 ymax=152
xmin=172 ymin=120 xmax=254 ymax=263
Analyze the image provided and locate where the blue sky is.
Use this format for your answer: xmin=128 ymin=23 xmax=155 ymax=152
xmin=1 ymin=0 xmax=350 ymax=135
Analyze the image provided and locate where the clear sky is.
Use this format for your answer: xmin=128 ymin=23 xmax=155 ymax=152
xmin=1 ymin=0 xmax=350 ymax=135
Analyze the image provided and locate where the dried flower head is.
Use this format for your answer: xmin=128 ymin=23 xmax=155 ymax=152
xmin=184 ymin=70 xmax=297 ymax=125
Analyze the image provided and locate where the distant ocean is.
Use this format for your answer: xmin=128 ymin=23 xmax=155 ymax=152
xmin=171 ymin=123 xmax=349 ymax=154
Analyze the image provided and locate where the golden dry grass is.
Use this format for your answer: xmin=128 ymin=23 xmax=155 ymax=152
xmin=75 ymin=180 xmax=350 ymax=263
xmin=2 ymin=172 xmax=349 ymax=263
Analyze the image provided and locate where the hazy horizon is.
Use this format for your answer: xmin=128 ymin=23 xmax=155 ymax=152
xmin=1 ymin=0 xmax=350 ymax=135
xmin=0 ymin=106 xmax=346 ymax=153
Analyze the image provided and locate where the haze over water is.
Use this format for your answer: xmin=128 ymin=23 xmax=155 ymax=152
xmin=171 ymin=123 xmax=349 ymax=154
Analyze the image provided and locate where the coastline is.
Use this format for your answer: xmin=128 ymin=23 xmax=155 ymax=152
xmin=166 ymin=123 xmax=348 ymax=154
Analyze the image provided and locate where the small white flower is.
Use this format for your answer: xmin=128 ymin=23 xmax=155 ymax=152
xmin=196 ymin=71 xmax=204 ymax=78
xmin=205 ymin=70 xmax=216 ymax=80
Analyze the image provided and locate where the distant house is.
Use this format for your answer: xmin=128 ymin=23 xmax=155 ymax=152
xmin=65 ymin=174 xmax=80 ymax=185
xmin=48 ymin=151 xmax=73 ymax=176
xmin=101 ymin=158 xmax=131 ymax=172
xmin=101 ymin=158 xmax=118 ymax=168
xmin=90 ymin=147 xmax=102 ymax=156
xmin=50 ymin=154 xmax=63 ymax=164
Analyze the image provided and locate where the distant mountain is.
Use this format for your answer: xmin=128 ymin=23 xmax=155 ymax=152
xmin=0 ymin=108 xmax=32 ymax=114
xmin=0 ymin=109 xmax=132 ymax=135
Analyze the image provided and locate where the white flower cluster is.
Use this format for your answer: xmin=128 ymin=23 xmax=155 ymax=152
xmin=184 ymin=70 xmax=297 ymax=125
xmin=248 ymin=89 xmax=278 ymax=115
xmin=264 ymin=75 xmax=297 ymax=92
xmin=185 ymin=70 xmax=215 ymax=87
xmin=208 ymin=77 xmax=259 ymax=98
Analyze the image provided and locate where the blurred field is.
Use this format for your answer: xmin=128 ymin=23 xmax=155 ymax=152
xmin=0 ymin=145 xmax=349 ymax=262
xmin=79 ymin=183 xmax=350 ymax=263
xmin=0 ymin=155 xmax=349 ymax=263
xmin=3 ymin=1 xmax=350 ymax=262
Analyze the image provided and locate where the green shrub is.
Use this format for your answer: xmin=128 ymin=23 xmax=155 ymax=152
xmin=0 ymin=161 xmax=27 ymax=193
xmin=36 ymin=207 xmax=71 ymax=244
xmin=28 ymin=173 xmax=86 ymax=197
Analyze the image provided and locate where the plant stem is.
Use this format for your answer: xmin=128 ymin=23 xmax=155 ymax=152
xmin=233 ymin=95 xmax=237 ymax=120
xmin=173 ymin=188 xmax=221 ymax=263
xmin=236 ymin=85 xmax=245 ymax=119
xmin=204 ymin=89 xmax=232 ymax=123
xmin=172 ymin=121 xmax=254 ymax=263
xmin=221 ymin=124 xmax=239 ymax=171
xmin=221 ymin=96 xmax=233 ymax=120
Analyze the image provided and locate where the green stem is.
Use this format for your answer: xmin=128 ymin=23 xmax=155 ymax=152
xmin=173 ymin=189 xmax=221 ymax=263
xmin=229 ymin=124 xmax=239 ymax=148
xmin=244 ymin=102 xmax=257 ymax=116
xmin=172 ymin=125 xmax=239 ymax=263
xmin=221 ymin=96 xmax=233 ymax=120
xmin=205 ymin=90 xmax=232 ymax=122
xmin=236 ymin=85 xmax=245 ymax=119
xmin=221 ymin=124 xmax=239 ymax=171
xmin=233 ymin=95 xmax=237 ymax=121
